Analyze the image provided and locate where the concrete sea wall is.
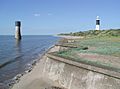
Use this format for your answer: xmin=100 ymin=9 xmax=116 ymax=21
xmin=41 ymin=54 xmax=120 ymax=89
xmin=11 ymin=45 xmax=120 ymax=89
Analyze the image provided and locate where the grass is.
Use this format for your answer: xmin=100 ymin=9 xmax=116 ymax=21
xmin=54 ymin=36 xmax=120 ymax=72
xmin=75 ymin=37 xmax=120 ymax=57
xmin=54 ymin=50 xmax=120 ymax=72
xmin=58 ymin=36 xmax=120 ymax=57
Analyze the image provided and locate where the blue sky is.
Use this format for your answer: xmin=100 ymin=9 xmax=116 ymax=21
xmin=0 ymin=0 xmax=120 ymax=35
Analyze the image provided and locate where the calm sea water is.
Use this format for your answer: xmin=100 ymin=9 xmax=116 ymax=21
xmin=0 ymin=35 xmax=59 ymax=88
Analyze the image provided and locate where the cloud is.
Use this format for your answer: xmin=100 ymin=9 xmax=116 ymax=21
xmin=33 ymin=13 xmax=52 ymax=17
xmin=34 ymin=13 xmax=41 ymax=17
xmin=48 ymin=13 xmax=52 ymax=16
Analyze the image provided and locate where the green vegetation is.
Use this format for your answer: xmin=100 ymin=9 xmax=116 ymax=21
xmin=55 ymin=29 xmax=120 ymax=72
xmin=57 ymin=36 xmax=120 ymax=57
xmin=59 ymin=29 xmax=120 ymax=37
xmin=54 ymin=50 xmax=120 ymax=72
xmin=75 ymin=37 xmax=120 ymax=57
xmin=58 ymin=29 xmax=120 ymax=57
xmin=56 ymin=36 xmax=120 ymax=57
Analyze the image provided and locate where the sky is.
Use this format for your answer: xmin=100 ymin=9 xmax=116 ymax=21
xmin=0 ymin=0 xmax=120 ymax=35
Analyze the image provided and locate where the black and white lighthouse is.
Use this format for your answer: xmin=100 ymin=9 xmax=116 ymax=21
xmin=95 ymin=16 xmax=100 ymax=30
xmin=15 ymin=21 xmax=21 ymax=40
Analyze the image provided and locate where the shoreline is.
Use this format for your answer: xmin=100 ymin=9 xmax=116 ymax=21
xmin=0 ymin=35 xmax=60 ymax=89
xmin=10 ymin=35 xmax=81 ymax=89
xmin=10 ymin=36 xmax=87 ymax=89
xmin=0 ymin=36 xmax=60 ymax=89
xmin=10 ymin=38 xmax=61 ymax=89
xmin=10 ymin=35 xmax=120 ymax=89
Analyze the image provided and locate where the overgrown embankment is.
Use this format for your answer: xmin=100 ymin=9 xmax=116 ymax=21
xmin=59 ymin=29 xmax=120 ymax=37
xmin=56 ymin=29 xmax=120 ymax=72
xmin=45 ymin=30 xmax=120 ymax=89
xmin=12 ymin=29 xmax=120 ymax=89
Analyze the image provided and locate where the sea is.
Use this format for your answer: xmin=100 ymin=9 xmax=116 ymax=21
xmin=0 ymin=35 xmax=59 ymax=89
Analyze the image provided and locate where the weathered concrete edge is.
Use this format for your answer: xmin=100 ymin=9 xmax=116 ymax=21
xmin=46 ymin=53 xmax=120 ymax=79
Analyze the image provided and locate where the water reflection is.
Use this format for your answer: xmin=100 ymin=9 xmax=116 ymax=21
xmin=15 ymin=40 xmax=23 ymax=72
xmin=15 ymin=40 xmax=22 ymax=56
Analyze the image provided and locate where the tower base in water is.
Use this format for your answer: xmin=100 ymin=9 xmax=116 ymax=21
xmin=15 ymin=21 xmax=21 ymax=40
